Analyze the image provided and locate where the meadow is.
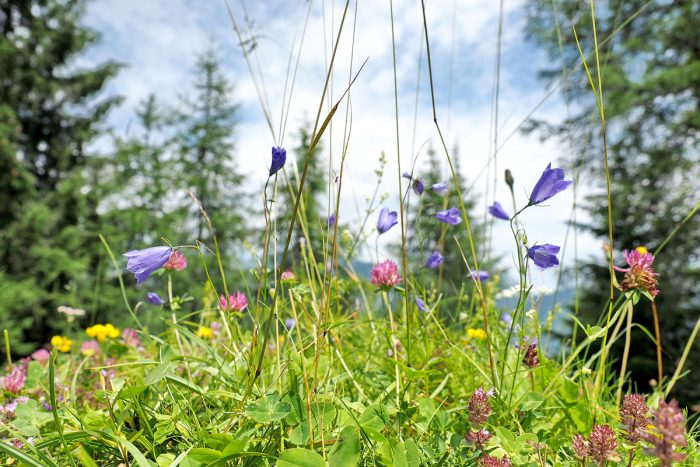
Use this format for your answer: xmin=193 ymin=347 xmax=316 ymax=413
xmin=2 ymin=0 xmax=699 ymax=466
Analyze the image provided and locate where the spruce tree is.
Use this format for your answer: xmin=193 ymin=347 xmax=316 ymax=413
xmin=526 ymin=0 xmax=700 ymax=403
xmin=0 ymin=0 xmax=120 ymax=352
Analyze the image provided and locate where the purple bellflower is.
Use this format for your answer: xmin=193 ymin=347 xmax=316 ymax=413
xmin=123 ymin=246 xmax=173 ymax=284
xmin=431 ymin=182 xmax=448 ymax=194
xmin=327 ymin=213 xmax=336 ymax=228
xmin=436 ymin=207 xmax=462 ymax=225
xmin=425 ymin=251 xmax=444 ymax=269
xmin=146 ymin=292 xmax=164 ymax=305
xmin=529 ymin=163 xmax=572 ymax=205
xmin=488 ymin=202 xmax=509 ymax=220
xmin=285 ymin=318 xmax=296 ymax=330
xmin=269 ymin=146 xmax=286 ymax=176
xmin=471 ymin=270 xmax=490 ymax=282
xmin=402 ymin=171 xmax=424 ymax=196
xmin=377 ymin=207 xmax=398 ymax=234
xmin=415 ymin=297 xmax=426 ymax=311
xmin=527 ymin=244 xmax=560 ymax=269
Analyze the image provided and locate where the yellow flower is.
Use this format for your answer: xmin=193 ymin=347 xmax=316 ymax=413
xmin=51 ymin=335 xmax=73 ymax=353
xmin=86 ymin=324 xmax=120 ymax=342
xmin=196 ymin=327 xmax=213 ymax=339
xmin=635 ymin=246 xmax=648 ymax=254
xmin=467 ymin=328 xmax=487 ymax=340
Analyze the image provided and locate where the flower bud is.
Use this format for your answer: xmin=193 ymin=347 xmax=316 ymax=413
xmin=504 ymin=169 xmax=514 ymax=189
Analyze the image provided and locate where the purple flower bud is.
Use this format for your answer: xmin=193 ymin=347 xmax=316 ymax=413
xmin=471 ymin=270 xmax=490 ymax=282
xmin=122 ymin=246 xmax=173 ymax=284
xmin=412 ymin=179 xmax=424 ymax=195
xmin=424 ymin=251 xmax=444 ymax=269
xmin=269 ymin=146 xmax=286 ymax=176
xmin=146 ymin=292 xmax=164 ymax=305
xmin=415 ymin=297 xmax=426 ymax=311
xmin=431 ymin=182 xmax=448 ymax=194
xmin=488 ymin=201 xmax=509 ymax=220
xmin=436 ymin=207 xmax=461 ymax=225
xmin=529 ymin=162 xmax=572 ymax=205
xmin=527 ymin=244 xmax=560 ymax=269
xmin=327 ymin=213 xmax=336 ymax=228
xmin=377 ymin=207 xmax=398 ymax=234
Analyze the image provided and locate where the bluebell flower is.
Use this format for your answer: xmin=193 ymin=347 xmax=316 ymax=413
xmin=269 ymin=146 xmax=287 ymax=176
xmin=123 ymin=246 xmax=173 ymax=284
xmin=146 ymin=292 xmax=164 ymax=305
xmin=402 ymin=171 xmax=424 ymax=196
xmin=415 ymin=297 xmax=426 ymax=312
xmin=431 ymin=182 xmax=448 ymax=194
xmin=327 ymin=213 xmax=336 ymax=228
xmin=425 ymin=251 xmax=444 ymax=269
xmin=488 ymin=202 xmax=509 ymax=220
xmin=436 ymin=207 xmax=461 ymax=225
xmin=529 ymin=163 xmax=572 ymax=205
xmin=377 ymin=207 xmax=398 ymax=234
xmin=471 ymin=270 xmax=490 ymax=282
xmin=285 ymin=318 xmax=296 ymax=330
xmin=527 ymin=244 xmax=560 ymax=269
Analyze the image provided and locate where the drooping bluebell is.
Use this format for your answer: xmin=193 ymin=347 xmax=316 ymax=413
xmin=377 ymin=207 xmax=398 ymax=234
xmin=431 ymin=182 xmax=448 ymax=194
xmin=123 ymin=246 xmax=173 ymax=284
xmin=269 ymin=146 xmax=287 ymax=176
xmin=146 ymin=292 xmax=164 ymax=305
xmin=529 ymin=163 xmax=572 ymax=205
xmin=471 ymin=270 xmax=490 ymax=282
xmin=527 ymin=244 xmax=560 ymax=269
xmin=436 ymin=207 xmax=461 ymax=225
xmin=488 ymin=202 xmax=509 ymax=220
xmin=425 ymin=251 xmax=444 ymax=269
xmin=415 ymin=297 xmax=426 ymax=312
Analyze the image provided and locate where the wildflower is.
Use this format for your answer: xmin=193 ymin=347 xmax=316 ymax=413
xmin=588 ymin=424 xmax=618 ymax=465
xmin=571 ymin=434 xmax=589 ymax=460
xmin=471 ymin=270 xmax=490 ymax=282
xmin=501 ymin=312 xmax=514 ymax=328
xmin=478 ymin=454 xmax=512 ymax=467
xmin=620 ymin=393 xmax=649 ymax=443
xmin=86 ymin=324 xmax=120 ymax=342
xmin=526 ymin=309 xmax=536 ymax=320
xmin=431 ymin=182 xmax=448 ymax=194
xmin=436 ymin=207 xmax=462 ymax=225
xmin=467 ymin=328 xmax=487 ymax=340
xmin=504 ymin=169 xmax=514 ymax=189
xmin=377 ymin=207 xmax=398 ymax=234
xmin=57 ymin=305 xmax=86 ymax=317
xmin=415 ymin=297 xmax=426 ymax=311
xmin=210 ymin=321 xmax=222 ymax=336
xmin=51 ymin=336 xmax=73 ymax=352
xmin=121 ymin=328 xmax=141 ymax=348
xmin=412 ymin=179 xmax=424 ymax=195
xmin=2 ymin=367 xmax=26 ymax=394
xmin=280 ymin=270 xmax=296 ymax=285
xmin=370 ymin=259 xmax=402 ymax=289
xmin=642 ymin=400 xmax=688 ymax=466
xmin=520 ymin=337 xmax=539 ymax=368
xmin=196 ymin=327 xmax=213 ymax=339
xmin=80 ymin=340 xmax=100 ymax=357
xmin=528 ymin=162 xmax=572 ymax=205
xmin=468 ymin=387 xmax=492 ymax=426
xmin=424 ymin=251 xmax=444 ymax=269
xmin=269 ymin=146 xmax=286 ymax=176
xmin=285 ymin=318 xmax=296 ymax=330
xmin=146 ymin=292 xmax=164 ymax=305
xmin=488 ymin=202 xmax=509 ymax=220
xmin=219 ymin=291 xmax=248 ymax=312
xmin=122 ymin=246 xmax=173 ymax=284
xmin=31 ymin=349 xmax=50 ymax=364
xmin=527 ymin=243 xmax=560 ymax=269
xmin=327 ymin=213 xmax=336 ymax=228
xmin=465 ymin=428 xmax=492 ymax=449
xmin=614 ymin=249 xmax=659 ymax=297
xmin=164 ymin=250 xmax=187 ymax=271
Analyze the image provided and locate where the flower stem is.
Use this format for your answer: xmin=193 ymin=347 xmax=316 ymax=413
xmin=651 ymin=300 xmax=663 ymax=385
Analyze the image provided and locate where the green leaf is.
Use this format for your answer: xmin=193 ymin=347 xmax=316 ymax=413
xmin=247 ymin=392 xmax=292 ymax=423
xmin=144 ymin=362 xmax=178 ymax=386
xmin=403 ymin=439 xmax=420 ymax=467
xmin=360 ymin=403 xmax=387 ymax=432
xmin=328 ymin=426 xmax=361 ymax=467
xmin=13 ymin=399 xmax=53 ymax=436
xmin=188 ymin=448 xmax=223 ymax=463
xmin=520 ymin=391 xmax=545 ymax=411
xmin=276 ymin=448 xmax=326 ymax=467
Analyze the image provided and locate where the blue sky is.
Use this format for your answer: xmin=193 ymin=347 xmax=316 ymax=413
xmin=80 ymin=0 xmax=600 ymax=286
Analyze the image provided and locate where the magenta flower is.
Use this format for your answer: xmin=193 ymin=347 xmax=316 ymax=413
xmin=164 ymin=250 xmax=187 ymax=271
xmin=269 ymin=146 xmax=286 ymax=176
xmin=643 ymin=400 xmax=688 ymax=466
xmin=377 ymin=207 xmax=398 ymax=234
xmin=527 ymin=244 xmax=560 ymax=269
xmin=620 ymin=393 xmax=649 ymax=443
xmin=2 ymin=367 xmax=26 ymax=394
xmin=80 ymin=340 xmax=101 ymax=357
xmin=123 ymin=246 xmax=173 ymax=284
xmin=219 ymin=291 xmax=248 ymax=312
xmin=31 ymin=348 xmax=50 ymax=364
xmin=488 ymin=202 xmax=509 ymax=220
xmin=528 ymin=162 xmax=572 ymax=205
xmin=572 ymin=434 xmax=589 ymax=460
xmin=478 ymin=454 xmax=511 ymax=467
xmin=588 ymin=424 xmax=618 ymax=465
xmin=370 ymin=259 xmax=402 ymax=289
xmin=424 ymin=251 xmax=444 ymax=269
xmin=614 ymin=248 xmax=659 ymax=297
xmin=121 ymin=328 xmax=141 ymax=348
xmin=436 ymin=207 xmax=461 ymax=225
xmin=468 ymin=387 xmax=492 ymax=426
xmin=465 ymin=428 xmax=492 ymax=449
